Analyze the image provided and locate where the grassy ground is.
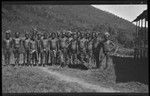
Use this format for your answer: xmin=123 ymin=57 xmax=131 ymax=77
xmin=49 ymin=65 xmax=148 ymax=93
xmin=2 ymin=66 xmax=96 ymax=93
xmin=2 ymin=52 xmax=148 ymax=93
xmin=2 ymin=63 xmax=148 ymax=93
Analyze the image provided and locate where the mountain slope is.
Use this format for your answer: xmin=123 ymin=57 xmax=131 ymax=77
xmin=2 ymin=5 xmax=136 ymax=45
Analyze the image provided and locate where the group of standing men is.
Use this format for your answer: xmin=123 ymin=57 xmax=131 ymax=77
xmin=2 ymin=29 xmax=116 ymax=70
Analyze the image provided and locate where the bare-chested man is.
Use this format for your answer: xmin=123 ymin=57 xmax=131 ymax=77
xmin=23 ymin=33 xmax=31 ymax=66
xmin=50 ymin=33 xmax=58 ymax=65
xmin=102 ymin=32 xmax=116 ymax=70
xmin=3 ymin=30 xmax=13 ymax=66
xmin=12 ymin=32 xmax=22 ymax=66
xmin=41 ymin=33 xmax=50 ymax=66
xmin=79 ymin=33 xmax=87 ymax=64
xmin=69 ymin=33 xmax=78 ymax=65
xmin=36 ymin=33 xmax=43 ymax=65
xmin=86 ymin=33 xmax=94 ymax=65
xmin=59 ymin=32 xmax=69 ymax=67
xmin=30 ymin=35 xmax=38 ymax=66
xmin=65 ymin=32 xmax=72 ymax=64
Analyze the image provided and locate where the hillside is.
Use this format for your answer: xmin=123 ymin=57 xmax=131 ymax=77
xmin=2 ymin=4 xmax=136 ymax=47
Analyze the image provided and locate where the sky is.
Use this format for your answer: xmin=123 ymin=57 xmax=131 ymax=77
xmin=92 ymin=5 xmax=147 ymax=22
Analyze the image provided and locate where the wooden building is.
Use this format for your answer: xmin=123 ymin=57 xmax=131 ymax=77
xmin=132 ymin=10 xmax=148 ymax=59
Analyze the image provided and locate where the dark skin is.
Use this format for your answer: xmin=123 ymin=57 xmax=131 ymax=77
xmin=79 ymin=34 xmax=87 ymax=63
xmin=102 ymin=35 xmax=116 ymax=70
xmin=69 ymin=35 xmax=78 ymax=64
xmin=41 ymin=34 xmax=50 ymax=66
xmin=12 ymin=32 xmax=22 ymax=65
xmin=50 ymin=33 xmax=59 ymax=65
xmin=86 ymin=34 xmax=94 ymax=65
xmin=3 ymin=33 xmax=12 ymax=66
xmin=36 ymin=34 xmax=42 ymax=65
xmin=59 ymin=34 xmax=69 ymax=67
xmin=30 ymin=36 xmax=38 ymax=66
xmin=23 ymin=34 xmax=31 ymax=65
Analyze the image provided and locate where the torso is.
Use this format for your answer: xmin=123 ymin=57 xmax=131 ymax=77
xmin=31 ymin=40 xmax=36 ymax=50
xmin=60 ymin=37 xmax=67 ymax=48
xmin=80 ymin=38 xmax=87 ymax=51
xmin=51 ymin=38 xmax=57 ymax=49
xmin=14 ymin=38 xmax=21 ymax=48
xmin=94 ymin=38 xmax=99 ymax=48
xmin=71 ymin=39 xmax=77 ymax=50
xmin=104 ymin=40 xmax=113 ymax=52
xmin=43 ymin=39 xmax=49 ymax=49
xmin=4 ymin=39 xmax=12 ymax=49
xmin=25 ymin=39 xmax=30 ymax=49
xmin=88 ymin=40 xmax=93 ymax=50
xmin=36 ymin=39 xmax=41 ymax=48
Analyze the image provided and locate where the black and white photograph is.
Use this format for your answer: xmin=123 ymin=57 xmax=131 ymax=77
xmin=2 ymin=1 xmax=148 ymax=93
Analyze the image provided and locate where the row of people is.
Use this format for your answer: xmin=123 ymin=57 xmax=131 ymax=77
xmin=2 ymin=29 xmax=116 ymax=69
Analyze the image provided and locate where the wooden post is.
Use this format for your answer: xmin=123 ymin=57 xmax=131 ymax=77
xmin=141 ymin=19 xmax=143 ymax=47
xmin=141 ymin=19 xmax=143 ymax=58
xmin=145 ymin=19 xmax=147 ymax=43
xmin=136 ymin=21 xmax=139 ymax=59
xmin=145 ymin=19 xmax=147 ymax=58
xmin=138 ymin=20 xmax=140 ymax=59
xmin=138 ymin=20 xmax=140 ymax=47
xmin=136 ymin=22 xmax=138 ymax=38
xmin=143 ymin=19 xmax=145 ymax=47
xmin=137 ymin=21 xmax=139 ymax=39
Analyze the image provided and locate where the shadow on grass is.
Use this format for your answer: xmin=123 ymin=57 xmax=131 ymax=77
xmin=68 ymin=63 xmax=88 ymax=70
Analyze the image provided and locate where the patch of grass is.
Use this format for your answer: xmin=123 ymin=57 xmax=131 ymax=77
xmin=49 ymin=63 xmax=148 ymax=93
xmin=2 ymin=66 xmax=95 ymax=93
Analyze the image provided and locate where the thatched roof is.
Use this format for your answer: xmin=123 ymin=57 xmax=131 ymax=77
xmin=133 ymin=10 xmax=147 ymax=22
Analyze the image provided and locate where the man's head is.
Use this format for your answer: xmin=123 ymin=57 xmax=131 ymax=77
xmin=86 ymin=33 xmax=90 ymax=39
xmin=73 ymin=33 xmax=77 ymax=39
xmin=37 ymin=33 xmax=41 ymax=39
xmin=67 ymin=31 xmax=72 ymax=37
xmin=104 ymin=32 xmax=110 ymax=38
xmin=25 ymin=33 xmax=29 ymax=39
xmin=80 ymin=33 xmax=83 ymax=38
xmin=61 ymin=32 xmax=65 ymax=38
xmin=5 ymin=30 xmax=11 ymax=39
xmin=43 ymin=33 xmax=47 ymax=39
xmin=15 ymin=32 xmax=20 ymax=38
xmin=95 ymin=32 xmax=99 ymax=37
xmin=51 ymin=33 xmax=56 ymax=38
